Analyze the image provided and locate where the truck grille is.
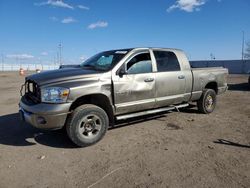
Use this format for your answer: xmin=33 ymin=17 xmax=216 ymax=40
xmin=21 ymin=80 xmax=41 ymax=104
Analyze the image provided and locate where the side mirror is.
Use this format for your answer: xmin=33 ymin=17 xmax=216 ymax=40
xmin=118 ymin=68 xmax=126 ymax=77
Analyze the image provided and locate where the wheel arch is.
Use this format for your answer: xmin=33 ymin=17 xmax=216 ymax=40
xmin=69 ymin=94 xmax=115 ymax=126
xmin=204 ymin=81 xmax=218 ymax=94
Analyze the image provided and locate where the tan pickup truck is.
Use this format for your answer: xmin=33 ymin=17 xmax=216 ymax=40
xmin=19 ymin=48 xmax=228 ymax=147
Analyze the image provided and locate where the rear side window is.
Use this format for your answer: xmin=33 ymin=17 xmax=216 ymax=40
xmin=153 ymin=51 xmax=180 ymax=72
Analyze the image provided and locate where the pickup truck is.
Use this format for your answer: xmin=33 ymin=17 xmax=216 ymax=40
xmin=19 ymin=48 xmax=228 ymax=147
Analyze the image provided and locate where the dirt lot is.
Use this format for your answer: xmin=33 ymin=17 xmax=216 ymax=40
xmin=0 ymin=72 xmax=249 ymax=188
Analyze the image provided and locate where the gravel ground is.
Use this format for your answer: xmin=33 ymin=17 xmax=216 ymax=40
xmin=0 ymin=72 xmax=249 ymax=188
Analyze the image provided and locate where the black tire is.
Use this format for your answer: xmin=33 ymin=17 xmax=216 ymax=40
xmin=66 ymin=104 xmax=109 ymax=147
xmin=197 ymin=89 xmax=217 ymax=114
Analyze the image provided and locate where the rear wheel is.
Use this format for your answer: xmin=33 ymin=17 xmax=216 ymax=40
xmin=66 ymin=104 xmax=109 ymax=147
xmin=197 ymin=89 xmax=217 ymax=114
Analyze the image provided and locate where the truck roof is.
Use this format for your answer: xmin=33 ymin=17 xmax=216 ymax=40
xmin=108 ymin=47 xmax=184 ymax=54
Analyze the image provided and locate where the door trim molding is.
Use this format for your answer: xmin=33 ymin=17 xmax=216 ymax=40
xmin=115 ymin=92 xmax=194 ymax=108
xmin=116 ymin=98 xmax=155 ymax=108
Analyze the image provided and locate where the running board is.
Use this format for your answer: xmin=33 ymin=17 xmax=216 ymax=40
xmin=116 ymin=103 xmax=189 ymax=120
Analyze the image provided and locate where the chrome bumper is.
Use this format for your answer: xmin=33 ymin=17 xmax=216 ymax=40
xmin=19 ymin=98 xmax=72 ymax=130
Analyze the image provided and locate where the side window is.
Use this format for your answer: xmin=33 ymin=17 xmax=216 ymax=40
xmin=153 ymin=51 xmax=180 ymax=72
xmin=127 ymin=53 xmax=152 ymax=74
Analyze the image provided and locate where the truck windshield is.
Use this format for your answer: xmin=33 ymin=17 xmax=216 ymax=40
xmin=80 ymin=50 xmax=129 ymax=71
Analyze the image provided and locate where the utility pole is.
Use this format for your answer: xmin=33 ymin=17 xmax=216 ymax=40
xmin=210 ymin=53 xmax=215 ymax=60
xmin=58 ymin=43 xmax=63 ymax=66
xmin=56 ymin=52 xmax=59 ymax=64
xmin=53 ymin=55 xmax=56 ymax=65
xmin=242 ymin=31 xmax=245 ymax=60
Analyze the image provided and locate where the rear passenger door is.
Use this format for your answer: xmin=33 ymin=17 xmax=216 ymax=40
xmin=153 ymin=50 xmax=186 ymax=107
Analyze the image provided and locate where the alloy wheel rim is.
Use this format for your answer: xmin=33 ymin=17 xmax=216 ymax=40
xmin=205 ymin=95 xmax=214 ymax=110
xmin=78 ymin=114 xmax=102 ymax=139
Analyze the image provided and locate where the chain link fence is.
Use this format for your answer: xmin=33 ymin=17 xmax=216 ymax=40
xmin=1 ymin=60 xmax=250 ymax=74
xmin=0 ymin=64 xmax=59 ymax=71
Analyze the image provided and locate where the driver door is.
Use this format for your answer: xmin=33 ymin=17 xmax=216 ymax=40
xmin=112 ymin=50 xmax=156 ymax=115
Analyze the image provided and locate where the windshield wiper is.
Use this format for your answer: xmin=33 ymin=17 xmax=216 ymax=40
xmin=81 ymin=64 xmax=98 ymax=70
xmin=82 ymin=64 xmax=95 ymax=68
xmin=81 ymin=64 xmax=106 ymax=71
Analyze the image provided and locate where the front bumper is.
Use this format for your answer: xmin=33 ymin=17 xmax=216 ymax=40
xmin=19 ymin=97 xmax=72 ymax=130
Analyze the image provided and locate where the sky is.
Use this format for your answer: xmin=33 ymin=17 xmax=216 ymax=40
xmin=0 ymin=0 xmax=250 ymax=65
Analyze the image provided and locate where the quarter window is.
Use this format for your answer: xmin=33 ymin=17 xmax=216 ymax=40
xmin=153 ymin=51 xmax=180 ymax=72
xmin=127 ymin=53 xmax=152 ymax=74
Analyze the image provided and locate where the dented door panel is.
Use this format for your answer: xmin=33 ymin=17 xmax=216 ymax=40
xmin=113 ymin=73 xmax=156 ymax=114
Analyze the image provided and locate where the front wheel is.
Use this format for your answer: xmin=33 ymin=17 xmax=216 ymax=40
xmin=66 ymin=104 xmax=109 ymax=147
xmin=197 ymin=89 xmax=217 ymax=114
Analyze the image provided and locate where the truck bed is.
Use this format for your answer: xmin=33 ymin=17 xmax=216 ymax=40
xmin=190 ymin=67 xmax=228 ymax=101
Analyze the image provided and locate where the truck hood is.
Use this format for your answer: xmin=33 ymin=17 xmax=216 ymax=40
xmin=26 ymin=68 xmax=102 ymax=85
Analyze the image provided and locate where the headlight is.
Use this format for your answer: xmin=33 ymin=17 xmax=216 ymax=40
xmin=41 ymin=87 xmax=69 ymax=103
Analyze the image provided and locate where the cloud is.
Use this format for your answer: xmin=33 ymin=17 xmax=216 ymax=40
xmin=49 ymin=16 xmax=58 ymax=21
xmin=61 ymin=17 xmax=77 ymax=24
xmin=6 ymin=54 xmax=34 ymax=59
xmin=35 ymin=0 xmax=74 ymax=9
xmin=88 ymin=21 xmax=108 ymax=29
xmin=50 ymin=16 xmax=77 ymax=24
xmin=78 ymin=5 xmax=89 ymax=10
xmin=41 ymin=52 xmax=48 ymax=56
xmin=167 ymin=0 xmax=206 ymax=12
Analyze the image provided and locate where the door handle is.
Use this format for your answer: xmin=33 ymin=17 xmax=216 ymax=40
xmin=178 ymin=75 xmax=185 ymax=79
xmin=144 ymin=78 xmax=154 ymax=82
